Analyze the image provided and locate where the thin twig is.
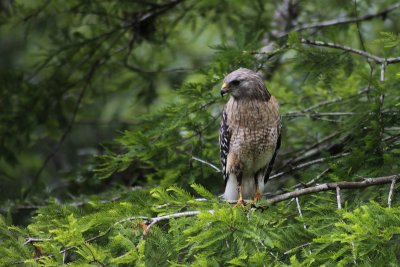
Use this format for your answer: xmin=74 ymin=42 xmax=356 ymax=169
xmin=146 ymin=210 xmax=214 ymax=232
xmin=156 ymin=198 xmax=207 ymax=209
xmin=191 ymin=156 xmax=221 ymax=172
xmin=283 ymin=242 xmax=312 ymax=255
xmin=291 ymin=168 xmax=330 ymax=190
xmin=284 ymin=111 xmax=355 ymax=118
xmin=295 ymin=197 xmax=307 ymax=229
xmin=22 ymin=0 xmax=51 ymax=22
xmin=336 ymin=186 xmax=342 ymax=210
xmin=380 ymin=61 xmax=387 ymax=82
xmin=269 ymin=152 xmax=350 ymax=180
xmin=24 ymin=238 xmax=51 ymax=245
xmin=388 ymin=179 xmax=396 ymax=208
xmin=285 ymin=88 xmax=369 ymax=117
xmin=279 ymin=132 xmax=342 ymax=168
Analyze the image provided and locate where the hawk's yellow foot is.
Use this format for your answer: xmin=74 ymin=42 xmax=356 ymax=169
xmin=233 ymin=186 xmax=246 ymax=208
xmin=252 ymin=188 xmax=262 ymax=204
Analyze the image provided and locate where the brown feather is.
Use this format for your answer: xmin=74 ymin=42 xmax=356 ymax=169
xmin=219 ymin=68 xmax=281 ymax=200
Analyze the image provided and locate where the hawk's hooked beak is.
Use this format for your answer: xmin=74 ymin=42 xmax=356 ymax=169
xmin=220 ymin=82 xmax=229 ymax=97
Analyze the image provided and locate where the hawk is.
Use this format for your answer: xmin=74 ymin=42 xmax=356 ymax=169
xmin=219 ymin=68 xmax=281 ymax=206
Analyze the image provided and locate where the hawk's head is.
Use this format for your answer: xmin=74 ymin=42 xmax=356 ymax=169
xmin=220 ymin=68 xmax=270 ymax=101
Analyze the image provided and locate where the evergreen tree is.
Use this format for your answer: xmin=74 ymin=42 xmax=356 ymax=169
xmin=1 ymin=0 xmax=400 ymax=266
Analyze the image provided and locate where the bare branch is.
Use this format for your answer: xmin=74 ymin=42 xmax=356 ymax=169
xmin=268 ymin=174 xmax=400 ymax=204
xmin=291 ymin=168 xmax=330 ymax=190
xmin=283 ymin=3 xmax=400 ymax=36
xmin=300 ymin=38 xmax=400 ymax=65
xmin=301 ymin=38 xmax=381 ymax=62
xmin=284 ymin=111 xmax=355 ymax=118
xmin=24 ymin=238 xmax=51 ymax=245
xmin=291 ymin=88 xmax=368 ymax=114
xmin=192 ymin=156 xmax=221 ymax=172
xmin=388 ymin=179 xmax=396 ymax=208
xmin=295 ymin=197 xmax=307 ymax=229
xmin=284 ymin=88 xmax=369 ymax=122
xmin=269 ymin=152 xmax=350 ymax=180
xmin=279 ymin=132 xmax=342 ymax=168
xmin=336 ymin=186 xmax=342 ymax=210
xmin=146 ymin=210 xmax=214 ymax=232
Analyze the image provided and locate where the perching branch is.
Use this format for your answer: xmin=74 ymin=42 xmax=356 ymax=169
xmin=267 ymin=174 xmax=399 ymax=204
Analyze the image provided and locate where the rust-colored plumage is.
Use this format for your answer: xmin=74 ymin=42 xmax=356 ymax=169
xmin=219 ymin=68 xmax=281 ymax=205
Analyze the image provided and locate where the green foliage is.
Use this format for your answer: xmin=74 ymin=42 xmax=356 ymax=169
xmin=1 ymin=0 xmax=400 ymax=266
xmin=1 ymin=187 xmax=400 ymax=266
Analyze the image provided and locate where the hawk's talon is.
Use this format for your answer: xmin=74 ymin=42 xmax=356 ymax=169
xmin=252 ymin=189 xmax=262 ymax=204
xmin=233 ymin=187 xmax=246 ymax=208
xmin=233 ymin=197 xmax=246 ymax=208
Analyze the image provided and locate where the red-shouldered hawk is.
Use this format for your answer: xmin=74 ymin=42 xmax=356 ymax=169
xmin=219 ymin=68 xmax=281 ymax=206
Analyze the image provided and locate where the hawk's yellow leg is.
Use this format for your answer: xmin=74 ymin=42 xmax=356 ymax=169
xmin=233 ymin=185 xmax=246 ymax=208
xmin=252 ymin=186 xmax=262 ymax=204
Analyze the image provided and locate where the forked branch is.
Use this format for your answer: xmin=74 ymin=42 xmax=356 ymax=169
xmin=267 ymin=174 xmax=399 ymax=204
xmin=300 ymin=38 xmax=400 ymax=65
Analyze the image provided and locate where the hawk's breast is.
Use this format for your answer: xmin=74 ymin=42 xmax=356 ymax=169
xmin=225 ymin=97 xmax=280 ymax=175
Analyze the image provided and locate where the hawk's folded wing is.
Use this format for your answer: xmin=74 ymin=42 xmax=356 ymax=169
xmin=219 ymin=109 xmax=231 ymax=184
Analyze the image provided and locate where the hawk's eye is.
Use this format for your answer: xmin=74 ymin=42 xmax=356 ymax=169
xmin=230 ymin=80 xmax=240 ymax=86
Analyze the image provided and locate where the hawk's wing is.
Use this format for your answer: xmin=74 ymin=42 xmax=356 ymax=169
xmin=264 ymin=111 xmax=282 ymax=182
xmin=264 ymin=131 xmax=281 ymax=182
xmin=219 ymin=109 xmax=231 ymax=184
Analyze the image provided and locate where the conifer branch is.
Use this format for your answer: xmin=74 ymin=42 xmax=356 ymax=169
xmin=300 ymin=38 xmax=400 ymax=65
xmin=19 ymin=174 xmax=399 ymax=265
xmin=283 ymin=242 xmax=312 ymax=255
